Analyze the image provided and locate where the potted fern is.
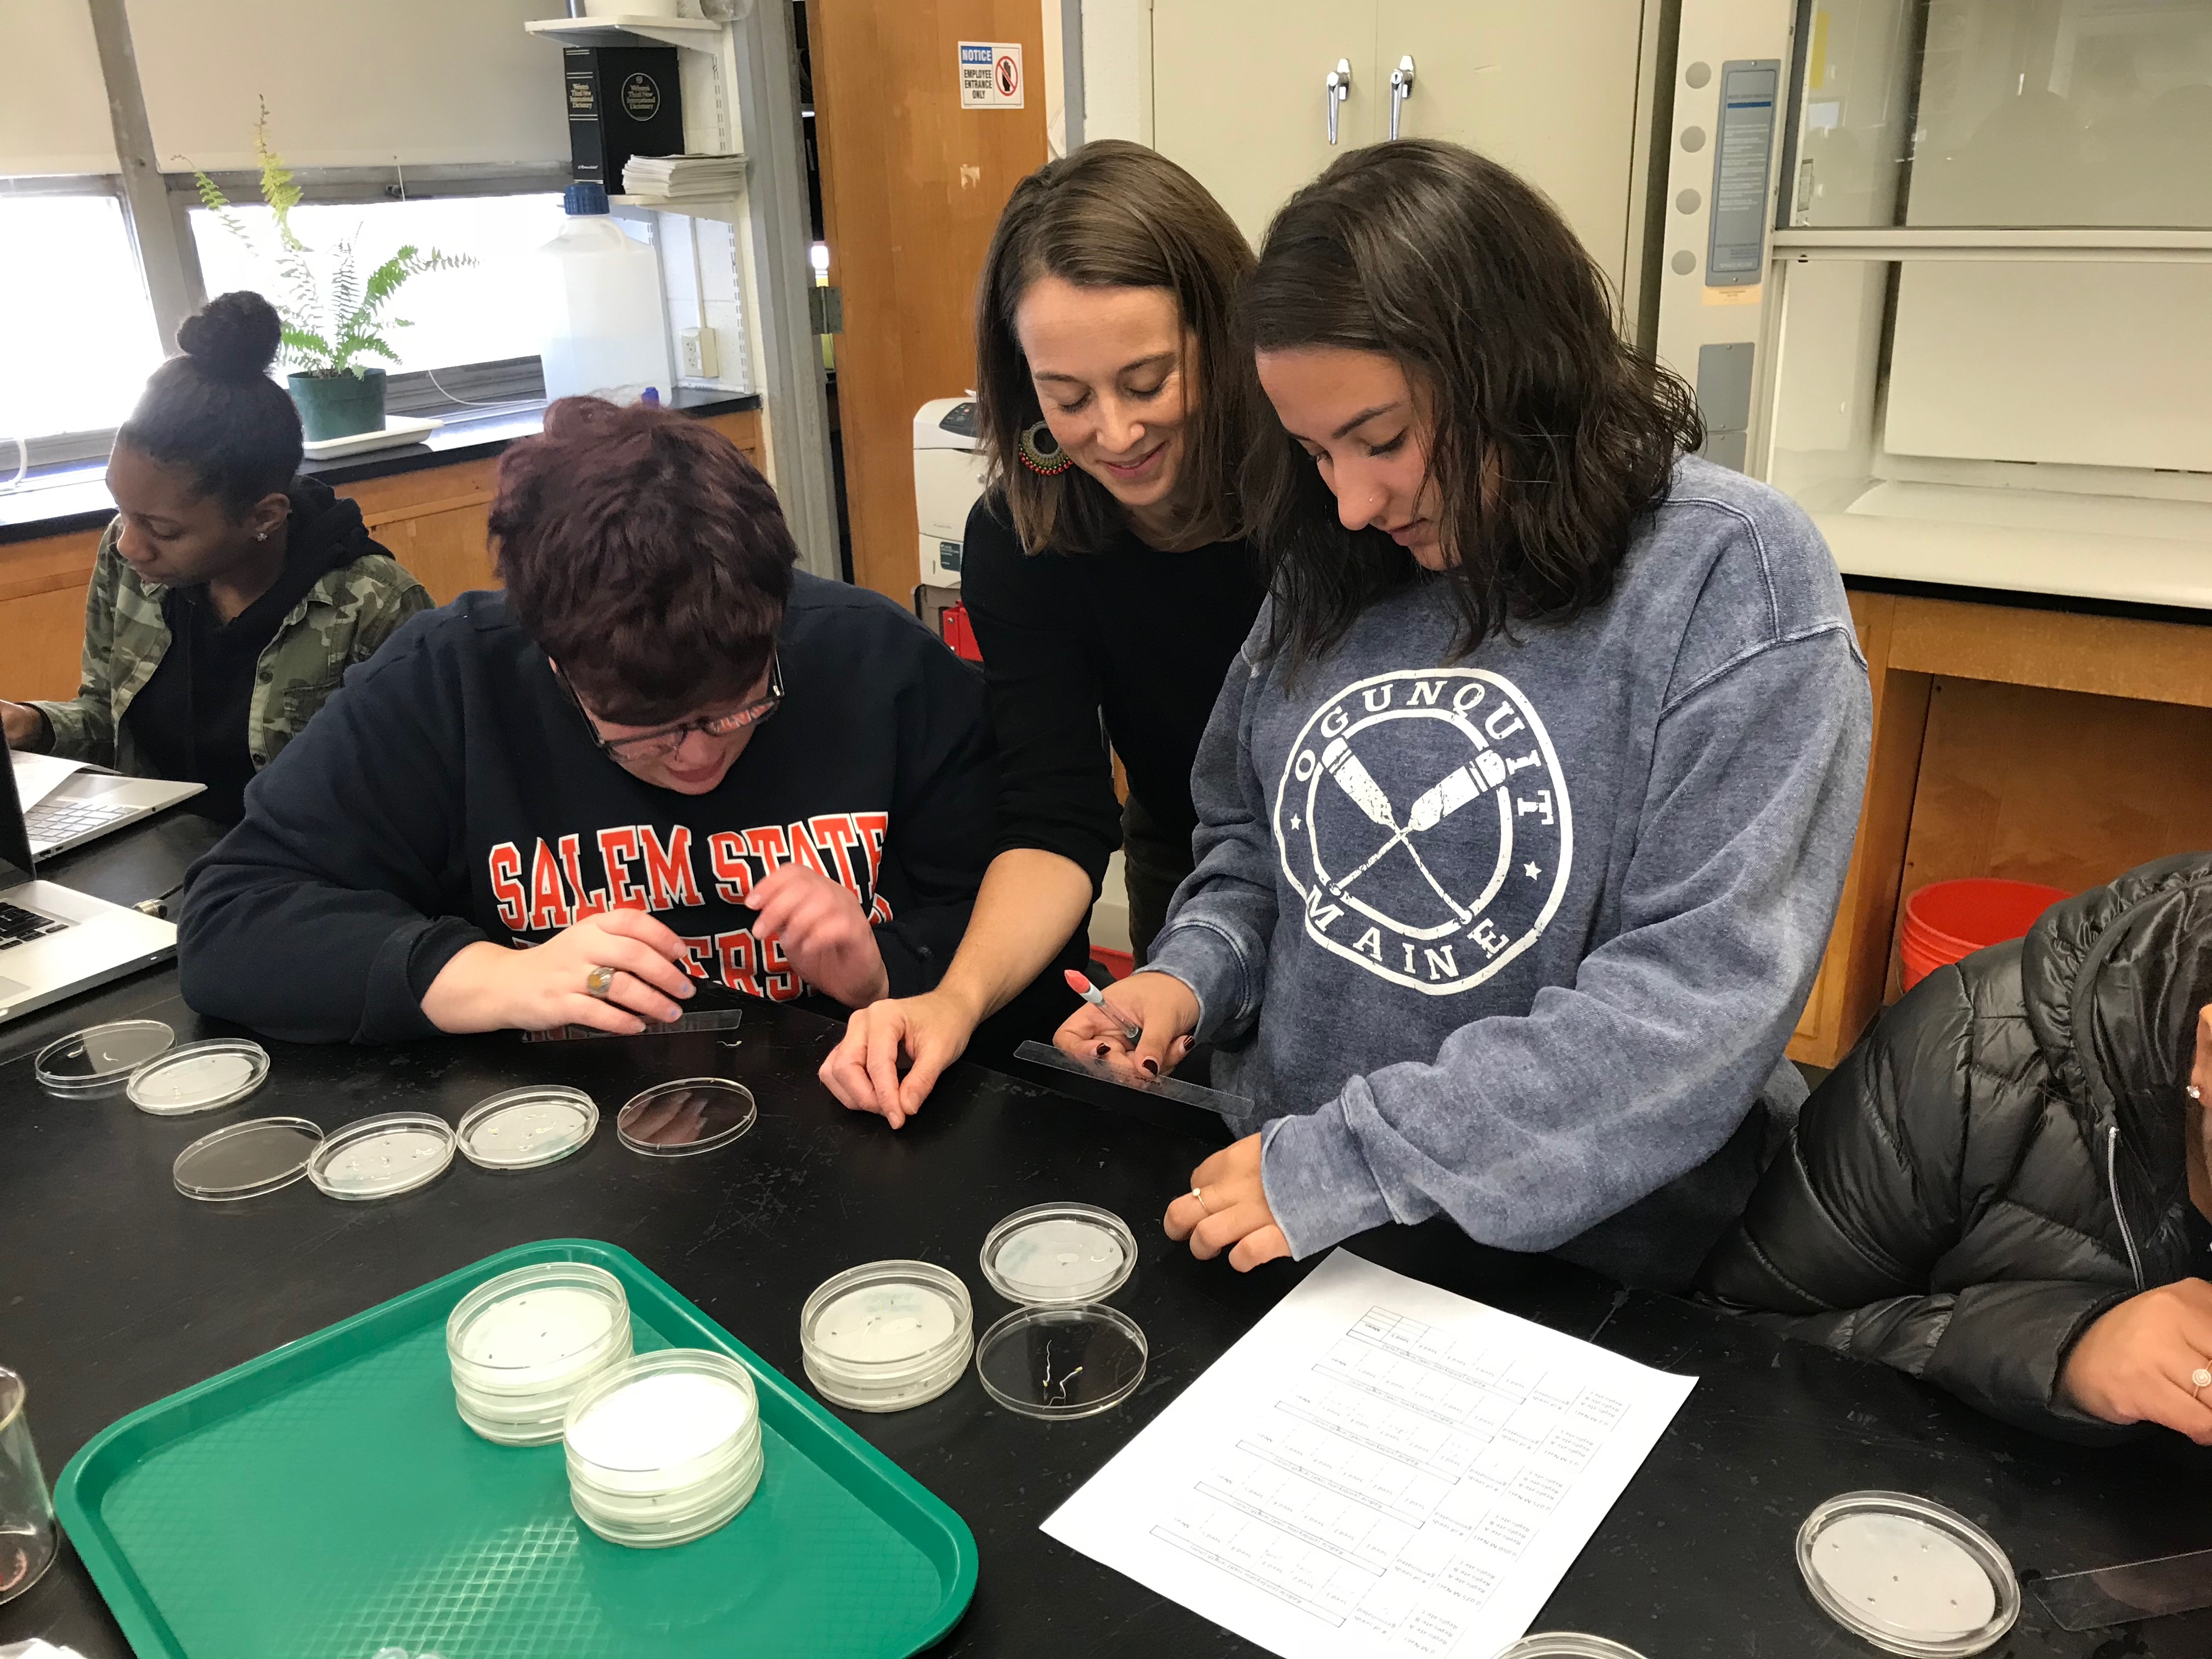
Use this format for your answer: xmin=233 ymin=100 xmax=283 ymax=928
xmin=194 ymin=107 xmax=471 ymax=441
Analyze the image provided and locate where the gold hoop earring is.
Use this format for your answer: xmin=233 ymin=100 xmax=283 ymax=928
xmin=1018 ymin=420 xmax=1074 ymax=476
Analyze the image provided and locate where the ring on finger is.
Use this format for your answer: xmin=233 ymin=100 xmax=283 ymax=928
xmin=1190 ymin=1186 xmax=1210 ymax=1214
xmin=584 ymin=964 xmax=617 ymax=998
xmin=2193 ymin=1366 xmax=2212 ymax=1392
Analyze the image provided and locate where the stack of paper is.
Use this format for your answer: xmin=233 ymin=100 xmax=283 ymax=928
xmin=1043 ymin=1250 xmax=1695 ymax=1659
xmin=620 ymin=153 xmax=748 ymax=200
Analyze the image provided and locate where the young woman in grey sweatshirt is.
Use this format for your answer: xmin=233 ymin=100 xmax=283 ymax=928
xmin=1054 ymin=141 xmax=1874 ymax=1291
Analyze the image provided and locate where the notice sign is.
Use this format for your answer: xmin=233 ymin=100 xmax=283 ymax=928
xmin=958 ymin=41 xmax=1024 ymax=109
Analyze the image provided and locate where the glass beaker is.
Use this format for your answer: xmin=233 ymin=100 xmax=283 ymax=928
xmin=0 ymin=1367 xmax=58 ymax=1605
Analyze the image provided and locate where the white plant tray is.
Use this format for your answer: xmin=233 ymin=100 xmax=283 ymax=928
xmin=302 ymin=417 xmax=443 ymax=460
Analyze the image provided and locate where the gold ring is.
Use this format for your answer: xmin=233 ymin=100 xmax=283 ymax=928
xmin=1190 ymin=1186 xmax=1209 ymax=1214
xmin=584 ymin=964 xmax=616 ymax=998
xmin=2193 ymin=1367 xmax=2212 ymax=1392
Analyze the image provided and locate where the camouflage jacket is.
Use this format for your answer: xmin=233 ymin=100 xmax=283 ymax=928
xmin=31 ymin=514 xmax=432 ymax=775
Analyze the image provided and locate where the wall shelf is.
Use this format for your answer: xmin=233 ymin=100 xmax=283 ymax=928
xmin=525 ymin=16 xmax=728 ymax=53
xmin=608 ymin=193 xmax=744 ymax=224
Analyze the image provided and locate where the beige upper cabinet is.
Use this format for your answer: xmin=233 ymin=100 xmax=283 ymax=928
xmin=1152 ymin=1 xmax=1382 ymax=252
xmin=1152 ymin=0 xmax=1649 ymax=290
xmin=1380 ymin=1 xmax=1645 ymax=288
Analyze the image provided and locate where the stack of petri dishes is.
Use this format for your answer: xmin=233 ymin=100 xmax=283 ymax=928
xmin=563 ymin=1350 xmax=763 ymax=1548
xmin=446 ymin=1263 xmax=633 ymax=1446
xmin=799 ymin=1261 xmax=973 ymax=1412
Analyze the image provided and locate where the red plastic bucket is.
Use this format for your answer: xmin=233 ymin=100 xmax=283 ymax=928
xmin=1899 ymin=878 xmax=2071 ymax=991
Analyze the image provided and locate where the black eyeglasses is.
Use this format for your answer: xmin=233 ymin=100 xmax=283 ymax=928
xmin=559 ymin=654 xmax=785 ymax=763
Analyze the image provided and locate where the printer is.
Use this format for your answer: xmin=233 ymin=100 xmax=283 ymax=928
xmin=912 ymin=397 xmax=986 ymax=586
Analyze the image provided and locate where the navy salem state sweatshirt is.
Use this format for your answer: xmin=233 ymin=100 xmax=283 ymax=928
xmin=1141 ymin=459 xmax=1874 ymax=1289
xmin=177 ymin=573 xmax=995 ymax=1043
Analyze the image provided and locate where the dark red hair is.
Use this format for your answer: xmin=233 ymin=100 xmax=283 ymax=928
xmin=492 ymin=396 xmax=797 ymax=725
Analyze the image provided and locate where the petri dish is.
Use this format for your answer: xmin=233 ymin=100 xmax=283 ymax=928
xmin=979 ymin=1203 xmax=1136 ymax=1306
xmin=457 ymin=1085 xmax=599 ymax=1171
xmin=448 ymin=1262 xmax=631 ymax=1445
xmin=449 ymin=1264 xmax=629 ymax=1387
xmin=1495 ymin=1638 xmax=1650 ymax=1659
xmin=565 ymin=1351 xmax=760 ymax=1495
xmin=307 ymin=1111 xmax=456 ymax=1201
xmin=616 ymin=1078 xmax=757 ymax=1158
xmin=125 ymin=1039 xmax=269 ymax=1116
xmin=800 ymin=1260 xmax=973 ymax=1413
xmin=35 ymin=1020 xmax=174 ymax=1094
xmin=974 ymin=1303 xmax=1147 ymax=1420
xmin=172 ymin=1117 xmax=324 ymax=1201
xmin=1797 ymin=1491 xmax=2020 ymax=1657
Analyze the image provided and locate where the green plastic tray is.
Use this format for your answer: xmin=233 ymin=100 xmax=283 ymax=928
xmin=55 ymin=1239 xmax=978 ymax=1657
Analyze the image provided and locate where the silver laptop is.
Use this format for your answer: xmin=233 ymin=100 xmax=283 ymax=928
xmin=0 ymin=753 xmax=178 ymax=1026
xmin=20 ymin=764 xmax=205 ymax=860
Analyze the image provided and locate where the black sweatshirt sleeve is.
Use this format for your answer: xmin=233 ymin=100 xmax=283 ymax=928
xmin=176 ymin=611 xmax=482 ymax=1045
xmin=957 ymin=498 xmax=1122 ymax=896
xmin=866 ymin=622 xmax=998 ymax=997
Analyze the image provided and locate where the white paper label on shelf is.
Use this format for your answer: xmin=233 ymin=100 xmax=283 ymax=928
xmin=958 ymin=41 xmax=1024 ymax=109
xmin=1042 ymin=1250 xmax=1695 ymax=1659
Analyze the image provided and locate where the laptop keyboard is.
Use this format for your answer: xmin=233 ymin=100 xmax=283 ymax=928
xmin=25 ymin=797 xmax=132 ymax=853
xmin=0 ymin=900 xmax=70 ymax=951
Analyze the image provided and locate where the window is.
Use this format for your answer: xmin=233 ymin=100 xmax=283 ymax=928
xmin=188 ymin=191 xmax=572 ymax=379
xmin=0 ymin=190 xmax=166 ymax=445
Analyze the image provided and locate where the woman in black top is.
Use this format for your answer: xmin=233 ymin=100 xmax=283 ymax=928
xmin=2 ymin=291 xmax=428 ymax=823
xmin=821 ymin=141 xmax=1265 ymax=1125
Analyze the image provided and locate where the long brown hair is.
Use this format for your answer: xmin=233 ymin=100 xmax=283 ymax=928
xmin=974 ymin=140 xmax=1259 ymax=554
xmin=1245 ymin=140 xmax=1703 ymax=665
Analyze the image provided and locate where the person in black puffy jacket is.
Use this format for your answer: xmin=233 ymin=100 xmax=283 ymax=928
xmin=1698 ymin=853 xmax=2212 ymax=1443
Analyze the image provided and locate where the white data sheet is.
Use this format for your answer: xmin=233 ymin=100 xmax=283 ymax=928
xmin=1042 ymin=1250 xmax=1694 ymax=1658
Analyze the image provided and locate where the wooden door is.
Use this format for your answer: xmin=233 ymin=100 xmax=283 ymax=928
xmin=808 ymin=1 xmax=1048 ymax=601
xmin=1380 ymin=0 xmax=1646 ymax=290
xmin=1152 ymin=1 xmax=1381 ymax=251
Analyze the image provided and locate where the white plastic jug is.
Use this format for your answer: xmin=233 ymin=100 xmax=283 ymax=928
xmin=537 ymin=184 xmax=670 ymax=404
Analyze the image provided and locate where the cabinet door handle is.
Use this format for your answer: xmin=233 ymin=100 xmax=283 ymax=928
xmin=1389 ymin=55 xmax=1416 ymax=140
xmin=1325 ymin=58 xmax=1353 ymax=145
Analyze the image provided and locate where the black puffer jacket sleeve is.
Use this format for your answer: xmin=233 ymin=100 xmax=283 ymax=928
xmin=1700 ymin=962 xmax=2135 ymax=1442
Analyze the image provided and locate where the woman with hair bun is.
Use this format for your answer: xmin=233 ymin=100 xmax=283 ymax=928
xmin=2 ymin=290 xmax=430 ymax=823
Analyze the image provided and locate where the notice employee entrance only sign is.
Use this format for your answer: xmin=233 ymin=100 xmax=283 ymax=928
xmin=958 ymin=41 xmax=1024 ymax=108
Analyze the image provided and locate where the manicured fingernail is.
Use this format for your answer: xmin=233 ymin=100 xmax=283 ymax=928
xmin=1095 ymin=1043 xmax=1113 ymax=1058
xmin=678 ymin=981 xmax=695 ymax=997
xmin=1141 ymin=1057 xmax=1159 ymax=1076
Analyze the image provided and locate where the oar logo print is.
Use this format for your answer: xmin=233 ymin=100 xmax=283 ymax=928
xmin=1319 ymin=738 xmax=1509 ymax=923
xmin=1273 ymin=668 xmax=1573 ymax=995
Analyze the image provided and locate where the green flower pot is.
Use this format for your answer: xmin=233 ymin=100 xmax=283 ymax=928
xmin=289 ymin=368 xmax=388 ymax=441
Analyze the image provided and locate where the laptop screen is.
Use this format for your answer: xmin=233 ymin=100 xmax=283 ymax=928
xmin=1 ymin=755 xmax=38 ymax=885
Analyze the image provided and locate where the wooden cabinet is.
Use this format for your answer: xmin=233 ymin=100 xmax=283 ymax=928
xmin=1151 ymin=0 xmax=1652 ymax=289
xmin=0 ymin=408 xmax=764 ymax=703
xmin=1789 ymin=587 xmax=2212 ymax=1069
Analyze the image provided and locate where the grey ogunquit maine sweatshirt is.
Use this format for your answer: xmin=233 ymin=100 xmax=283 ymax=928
xmin=1139 ymin=457 xmax=1873 ymax=1289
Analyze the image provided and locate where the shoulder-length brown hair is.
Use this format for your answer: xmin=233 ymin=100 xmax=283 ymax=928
xmin=1245 ymin=140 xmax=1703 ymax=666
xmin=974 ymin=140 xmax=1259 ymax=554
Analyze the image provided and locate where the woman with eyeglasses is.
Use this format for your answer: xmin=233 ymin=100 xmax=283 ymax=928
xmin=177 ymin=396 xmax=998 ymax=1043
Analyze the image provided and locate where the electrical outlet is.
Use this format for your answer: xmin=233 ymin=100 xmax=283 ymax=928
xmin=679 ymin=328 xmax=718 ymax=379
